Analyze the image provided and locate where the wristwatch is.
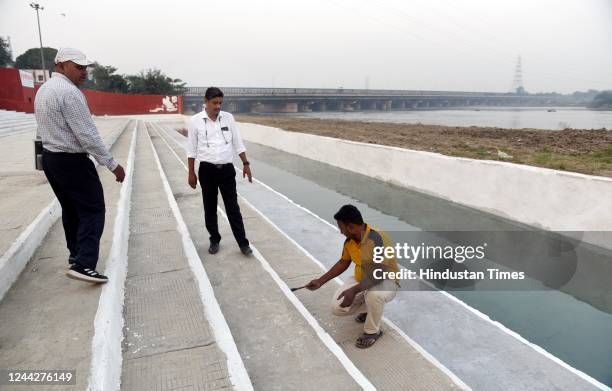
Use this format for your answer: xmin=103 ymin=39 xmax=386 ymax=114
xmin=243 ymin=161 xmax=250 ymax=166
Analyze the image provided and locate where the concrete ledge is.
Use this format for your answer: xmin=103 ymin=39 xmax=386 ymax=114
xmin=239 ymin=123 xmax=612 ymax=249
xmin=0 ymin=199 xmax=60 ymax=301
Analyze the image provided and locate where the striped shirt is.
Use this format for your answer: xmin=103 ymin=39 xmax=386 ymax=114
xmin=34 ymin=73 xmax=118 ymax=171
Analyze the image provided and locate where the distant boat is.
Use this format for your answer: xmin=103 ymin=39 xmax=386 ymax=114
xmin=547 ymin=109 xmax=557 ymax=112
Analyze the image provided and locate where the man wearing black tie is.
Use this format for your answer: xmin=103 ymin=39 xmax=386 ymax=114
xmin=186 ymin=87 xmax=253 ymax=256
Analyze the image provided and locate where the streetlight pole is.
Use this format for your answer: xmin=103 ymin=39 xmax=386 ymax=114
xmin=29 ymin=2 xmax=46 ymax=81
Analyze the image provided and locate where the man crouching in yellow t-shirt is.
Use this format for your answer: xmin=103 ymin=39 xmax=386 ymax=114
xmin=306 ymin=204 xmax=399 ymax=348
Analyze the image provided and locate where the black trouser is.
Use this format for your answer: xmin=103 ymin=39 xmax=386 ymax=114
xmin=199 ymin=161 xmax=249 ymax=248
xmin=42 ymin=150 xmax=105 ymax=269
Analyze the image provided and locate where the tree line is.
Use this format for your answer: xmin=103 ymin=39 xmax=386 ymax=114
xmin=590 ymin=91 xmax=612 ymax=109
xmin=0 ymin=38 xmax=185 ymax=95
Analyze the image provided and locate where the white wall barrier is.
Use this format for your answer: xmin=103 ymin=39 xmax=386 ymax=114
xmin=239 ymin=123 xmax=612 ymax=250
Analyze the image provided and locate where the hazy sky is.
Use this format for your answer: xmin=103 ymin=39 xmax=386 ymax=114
xmin=1 ymin=0 xmax=611 ymax=93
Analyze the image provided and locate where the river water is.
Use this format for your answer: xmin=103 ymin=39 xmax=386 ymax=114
xmin=284 ymin=107 xmax=612 ymax=130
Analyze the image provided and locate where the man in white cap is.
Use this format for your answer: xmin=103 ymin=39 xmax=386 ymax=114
xmin=34 ymin=47 xmax=125 ymax=284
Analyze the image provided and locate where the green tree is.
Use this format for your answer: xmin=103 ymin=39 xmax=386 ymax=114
xmin=14 ymin=47 xmax=57 ymax=72
xmin=0 ymin=37 xmax=12 ymax=67
xmin=83 ymin=62 xmax=129 ymax=93
xmin=590 ymin=91 xmax=612 ymax=108
xmin=126 ymin=68 xmax=186 ymax=95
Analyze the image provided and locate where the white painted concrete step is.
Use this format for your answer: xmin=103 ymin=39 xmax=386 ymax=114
xmin=0 ymin=110 xmax=34 ymax=119
xmin=0 ymin=116 xmax=36 ymax=123
xmin=0 ymin=126 xmax=37 ymax=138
xmin=0 ymin=121 xmax=36 ymax=129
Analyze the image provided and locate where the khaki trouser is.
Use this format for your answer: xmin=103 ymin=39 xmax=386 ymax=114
xmin=331 ymin=277 xmax=397 ymax=334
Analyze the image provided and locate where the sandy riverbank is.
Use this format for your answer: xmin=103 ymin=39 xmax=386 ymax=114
xmin=236 ymin=115 xmax=612 ymax=178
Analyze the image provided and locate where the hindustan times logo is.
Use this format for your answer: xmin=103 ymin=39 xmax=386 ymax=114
xmin=373 ymin=243 xmax=487 ymax=264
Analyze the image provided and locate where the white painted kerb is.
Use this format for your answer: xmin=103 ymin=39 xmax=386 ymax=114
xmin=88 ymin=125 xmax=138 ymax=391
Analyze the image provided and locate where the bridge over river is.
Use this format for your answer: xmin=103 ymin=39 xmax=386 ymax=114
xmin=184 ymin=87 xmax=570 ymax=114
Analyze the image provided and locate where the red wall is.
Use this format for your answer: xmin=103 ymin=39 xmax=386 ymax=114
xmin=0 ymin=68 xmax=183 ymax=115
xmin=0 ymin=68 xmax=35 ymax=113
xmin=83 ymin=89 xmax=183 ymax=115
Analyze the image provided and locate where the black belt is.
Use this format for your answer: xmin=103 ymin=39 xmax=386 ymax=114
xmin=202 ymin=161 xmax=232 ymax=169
xmin=42 ymin=148 xmax=88 ymax=157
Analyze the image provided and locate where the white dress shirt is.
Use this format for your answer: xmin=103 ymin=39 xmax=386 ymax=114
xmin=186 ymin=110 xmax=246 ymax=164
xmin=34 ymin=73 xmax=118 ymax=171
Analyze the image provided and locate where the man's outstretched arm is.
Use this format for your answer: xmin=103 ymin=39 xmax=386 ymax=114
xmin=306 ymin=259 xmax=351 ymax=290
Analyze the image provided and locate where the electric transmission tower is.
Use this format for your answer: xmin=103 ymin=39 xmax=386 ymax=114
xmin=511 ymin=55 xmax=525 ymax=95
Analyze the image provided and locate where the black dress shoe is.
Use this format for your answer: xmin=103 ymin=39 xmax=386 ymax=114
xmin=240 ymin=245 xmax=253 ymax=256
xmin=208 ymin=242 xmax=220 ymax=254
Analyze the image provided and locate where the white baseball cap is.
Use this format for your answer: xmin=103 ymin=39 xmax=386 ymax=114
xmin=54 ymin=47 xmax=94 ymax=66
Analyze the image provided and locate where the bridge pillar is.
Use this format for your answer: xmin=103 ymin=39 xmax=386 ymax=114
xmin=225 ymin=101 xmax=238 ymax=112
xmin=381 ymin=100 xmax=392 ymax=111
xmin=338 ymin=101 xmax=357 ymax=111
xmin=298 ymin=102 xmax=311 ymax=112
xmin=248 ymin=102 xmax=295 ymax=113
xmin=364 ymin=100 xmax=377 ymax=110
xmin=281 ymin=102 xmax=298 ymax=112
xmin=249 ymin=102 xmax=261 ymax=113
xmin=312 ymin=101 xmax=326 ymax=112
xmin=392 ymin=101 xmax=406 ymax=110
xmin=236 ymin=102 xmax=250 ymax=113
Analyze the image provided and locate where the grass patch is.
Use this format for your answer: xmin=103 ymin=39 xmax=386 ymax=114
xmin=534 ymin=152 xmax=552 ymax=165
xmin=590 ymin=146 xmax=612 ymax=164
